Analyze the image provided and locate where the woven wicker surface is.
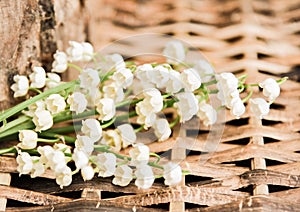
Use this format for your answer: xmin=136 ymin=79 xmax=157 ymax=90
xmin=1 ymin=0 xmax=300 ymax=211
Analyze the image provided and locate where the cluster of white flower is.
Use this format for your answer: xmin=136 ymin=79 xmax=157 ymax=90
xmin=17 ymin=144 xmax=72 ymax=188
xmin=11 ymin=67 xmax=59 ymax=98
xmin=100 ymin=124 xmax=136 ymax=151
xmin=216 ymin=73 xmax=245 ymax=118
xmin=248 ymin=78 xmax=281 ymax=119
xmin=216 ymin=72 xmax=282 ymax=119
xmin=8 ymin=39 xmax=286 ymax=190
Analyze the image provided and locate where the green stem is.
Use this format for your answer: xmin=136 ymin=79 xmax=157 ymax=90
xmin=0 ymin=115 xmax=30 ymax=134
xmin=94 ymin=145 xmax=131 ymax=160
xmin=169 ymin=116 xmax=180 ymax=128
xmin=115 ymin=111 xmax=137 ymax=122
xmin=29 ymin=87 xmax=42 ymax=94
xmin=46 ymin=125 xmax=81 ymax=134
xmin=182 ymin=169 xmax=191 ymax=175
xmin=67 ymin=63 xmax=82 ymax=72
xmin=242 ymin=89 xmax=253 ymax=103
xmin=237 ymin=74 xmax=247 ymax=84
xmin=37 ymin=138 xmax=60 ymax=143
xmin=208 ymin=89 xmax=218 ymax=94
xmin=149 ymin=152 xmax=161 ymax=163
xmin=0 ymin=147 xmax=16 ymax=155
xmin=134 ymin=125 xmax=144 ymax=133
xmin=248 ymin=83 xmax=259 ymax=87
xmin=39 ymin=132 xmax=76 ymax=143
xmin=0 ymin=120 xmax=34 ymax=139
xmin=0 ymin=80 xmax=77 ymax=122
xmin=202 ymin=79 xmax=217 ymax=86
xmin=116 ymin=98 xmax=142 ymax=108
xmin=216 ymin=105 xmax=225 ymax=112
xmin=53 ymin=109 xmax=96 ymax=123
xmin=101 ymin=117 xmax=116 ymax=129
xmin=277 ymin=76 xmax=288 ymax=85
xmin=148 ymin=161 xmax=163 ymax=170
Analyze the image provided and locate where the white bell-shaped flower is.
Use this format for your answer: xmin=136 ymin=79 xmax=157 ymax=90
xmin=192 ymin=59 xmax=215 ymax=82
xmin=112 ymin=165 xmax=133 ymax=187
xmin=100 ymin=130 xmax=122 ymax=152
xmin=29 ymin=67 xmax=46 ymax=89
xmin=81 ymin=165 xmax=94 ymax=181
xmin=103 ymin=82 xmax=125 ymax=103
xmin=117 ymin=124 xmax=136 ymax=148
xmin=55 ymin=165 xmax=72 ymax=189
xmin=96 ymin=153 xmax=117 ymax=177
xmin=129 ymin=143 xmax=150 ymax=166
xmin=67 ymin=92 xmax=88 ymax=114
xmin=152 ymin=118 xmax=172 ymax=141
xmin=230 ymin=97 xmax=245 ymax=118
xmin=32 ymin=110 xmax=53 ymax=131
xmin=134 ymin=164 xmax=155 ymax=189
xmin=152 ymin=65 xmax=170 ymax=89
xmin=81 ymin=119 xmax=102 ymax=142
xmin=174 ymin=92 xmax=199 ymax=123
xmin=30 ymin=156 xmax=45 ymax=178
xmin=111 ymin=67 xmax=133 ymax=89
xmin=16 ymin=151 xmax=33 ymax=176
xmin=75 ymin=135 xmax=95 ymax=155
xmin=23 ymin=100 xmax=45 ymax=117
xmin=163 ymin=162 xmax=182 ymax=186
xmin=103 ymin=53 xmax=126 ymax=71
xmin=165 ymin=69 xmax=182 ymax=94
xmin=259 ymin=78 xmax=280 ymax=102
xmin=216 ymin=73 xmax=239 ymax=108
xmin=79 ymin=68 xmax=100 ymax=92
xmin=10 ymin=75 xmax=29 ymax=98
xmin=51 ymin=51 xmax=68 ymax=73
xmin=18 ymin=130 xmax=38 ymax=149
xmin=66 ymin=41 xmax=94 ymax=62
xmin=72 ymin=149 xmax=89 ymax=170
xmin=45 ymin=94 xmax=66 ymax=114
xmin=96 ymin=98 xmax=116 ymax=121
xmin=45 ymin=73 xmax=61 ymax=89
xmin=180 ymin=68 xmax=201 ymax=92
xmin=163 ymin=40 xmax=186 ymax=65
xmin=197 ymin=102 xmax=217 ymax=126
xmin=250 ymin=98 xmax=270 ymax=119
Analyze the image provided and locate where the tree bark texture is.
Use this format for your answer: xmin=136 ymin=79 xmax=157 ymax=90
xmin=0 ymin=0 xmax=88 ymax=110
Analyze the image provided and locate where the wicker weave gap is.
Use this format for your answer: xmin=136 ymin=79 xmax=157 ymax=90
xmin=144 ymin=203 xmax=169 ymax=211
xmin=224 ymin=137 xmax=250 ymax=145
xmin=185 ymin=175 xmax=213 ymax=184
xmin=258 ymin=52 xmax=272 ymax=59
xmin=262 ymin=137 xmax=281 ymax=144
xmin=221 ymin=159 xmax=252 ymax=168
xmin=268 ymin=185 xmax=297 ymax=193
xmin=55 ymin=190 xmax=82 ymax=198
xmin=224 ymin=36 xmax=243 ymax=43
xmin=101 ymin=191 xmax=135 ymax=199
xmin=6 ymin=200 xmax=36 ymax=208
xmin=185 ymin=202 xmax=208 ymax=210
xmin=269 ymin=103 xmax=286 ymax=110
xmin=264 ymin=159 xmax=287 ymax=166
xmin=226 ymin=117 xmax=249 ymax=126
xmin=234 ymin=185 xmax=253 ymax=195
xmin=258 ymin=69 xmax=278 ymax=76
xmin=261 ymin=119 xmax=283 ymax=126
xmin=186 ymin=150 xmax=208 ymax=157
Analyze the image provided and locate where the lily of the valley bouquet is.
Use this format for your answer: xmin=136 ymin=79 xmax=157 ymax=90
xmin=0 ymin=40 xmax=286 ymax=189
